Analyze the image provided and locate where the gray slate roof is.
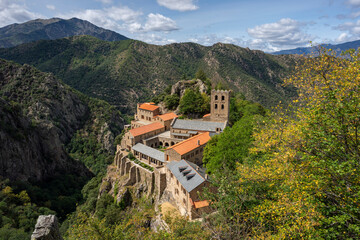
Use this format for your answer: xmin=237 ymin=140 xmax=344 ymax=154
xmin=132 ymin=143 xmax=165 ymax=162
xmin=172 ymin=132 xmax=190 ymax=137
xmin=171 ymin=119 xmax=226 ymax=132
xmin=166 ymin=160 xmax=207 ymax=193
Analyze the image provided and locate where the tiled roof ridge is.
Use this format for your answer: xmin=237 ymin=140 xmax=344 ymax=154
xmin=166 ymin=132 xmax=209 ymax=150
xmin=184 ymin=160 xmax=205 ymax=181
xmin=139 ymin=103 xmax=159 ymax=111
xmin=129 ymin=122 xmax=164 ymax=137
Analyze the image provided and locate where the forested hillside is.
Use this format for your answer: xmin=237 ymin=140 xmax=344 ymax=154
xmin=0 ymin=18 xmax=128 ymax=48
xmin=0 ymin=36 xmax=298 ymax=113
xmin=201 ymin=48 xmax=360 ymax=239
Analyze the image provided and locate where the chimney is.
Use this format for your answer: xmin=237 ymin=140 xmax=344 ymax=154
xmin=196 ymin=166 xmax=199 ymax=170
xmin=197 ymin=140 xmax=200 ymax=145
xmin=205 ymin=174 xmax=208 ymax=180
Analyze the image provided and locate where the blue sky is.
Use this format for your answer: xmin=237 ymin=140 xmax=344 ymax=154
xmin=1 ymin=0 xmax=360 ymax=51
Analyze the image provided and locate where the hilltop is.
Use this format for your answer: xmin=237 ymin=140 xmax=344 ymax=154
xmin=272 ymin=39 xmax=360 ymax=55
xmin=0 ymin=36 xmax=299 ymax=113
xmin=0 ymin=18 xmax=128 ymax=48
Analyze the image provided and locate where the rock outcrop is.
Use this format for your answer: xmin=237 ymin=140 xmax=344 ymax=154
xmin=31 ymin=215 xmax=63 ymax=240
xmin=171 ymin=79 xmax=208 ymax=99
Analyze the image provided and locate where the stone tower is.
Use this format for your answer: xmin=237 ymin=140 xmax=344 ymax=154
xmin=210 ymin=89 xmax=231 ymax=122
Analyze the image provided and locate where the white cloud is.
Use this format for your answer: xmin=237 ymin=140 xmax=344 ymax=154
xmin=136 ymin=33 xmax=176 ymax=45
xmin=187 ymin=34 xmax=245 ymax=47
xmin=346 ymin=0 xmax=360 ymax=8
xmin=0 ymin=0 xmax=41 ymax=27
xmin=247 ymin=18 xmax=314 ymax=51
xmin=334 ymin=19 xmax=360 ymax=41
xmin=60 ymin=6 xmax=142 ymax=32
xmin=157 ymin=0 xmax=198 ymax=11
xmin=61 ymin=6 xmax=179 ymax=33
xmin=336 ymin=32 xmax=350 ymax=42
xmin=46 ymin=5 xmax=55 ymax=10
xmin=96 ymin=0 xmax=113 ymax=4
xmin=144 ymin=13 xmax=179 ymax=32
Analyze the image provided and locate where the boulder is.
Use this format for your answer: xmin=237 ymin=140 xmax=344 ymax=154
xmin=31 ymin=215 xmax=63 ymax=240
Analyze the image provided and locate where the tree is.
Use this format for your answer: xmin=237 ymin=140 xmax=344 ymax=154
xmin=203 ymin=48 xmax=360 ymax=239
xmin=203 ymin=115 xmax=254 ymax=174
xmin=195 ymin=69 xmax=207 ymax=81
xmin=179 ymin=88 xmax=209 ymax=116
xmin=164 ymin=94 xmax=180 ymax=110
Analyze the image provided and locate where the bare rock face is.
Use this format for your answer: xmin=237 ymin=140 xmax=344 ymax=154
xmin=31 ymin=215 xmax=63 ymax=240
xmin=171 ymin=79 xmax=208 ymax=99
xmin=0 ymin=60 xmax=91 ymax=181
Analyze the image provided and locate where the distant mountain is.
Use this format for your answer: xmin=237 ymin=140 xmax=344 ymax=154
xmin=272 ymin=39 xmax=360 ymax=55
xmin=0 ymin=36 xmax=299 ymax=113
xmin=0 ymin=18 xmax=128 ymax=48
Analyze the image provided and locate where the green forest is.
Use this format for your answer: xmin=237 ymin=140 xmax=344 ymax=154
xmin=1 ymin=47 xmax=360 ymax=239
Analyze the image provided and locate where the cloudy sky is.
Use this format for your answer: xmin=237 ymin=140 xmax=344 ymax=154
xmin=1 ymin=0 xmax=360 ymax=52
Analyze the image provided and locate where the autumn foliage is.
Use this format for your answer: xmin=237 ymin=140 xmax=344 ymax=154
xmin=203 ymin=48 xmax=360 ymax=239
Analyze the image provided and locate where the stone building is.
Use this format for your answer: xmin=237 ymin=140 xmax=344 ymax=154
xmin=206 ymin=89 xmax=231 ymax=122
xmin=164 ymin=132 xmax=211 ymax=165
xmin=166 ymin=160 xmax=212 ymax=219
xmin=121 ymin=122 xmax=165 ymax=150
xmin=132 ymin=143 xmax=165 ymax=166
xmin=116 ymin=89 xmax=231 ymax=220
xmin=131 ymin=102 xmax=161 ymax=128
xmin=170 ymin=119 xmax=226 ymax=139
xmin=154 ymin=112 xmax=178 ymax=131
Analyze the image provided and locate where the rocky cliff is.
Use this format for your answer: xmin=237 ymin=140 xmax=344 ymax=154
xmin=0 ymin=59 xmax=124 ymax=181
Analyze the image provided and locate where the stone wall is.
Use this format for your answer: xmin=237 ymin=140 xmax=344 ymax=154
xmin=114 ymin=149 xmax=166 ymax=198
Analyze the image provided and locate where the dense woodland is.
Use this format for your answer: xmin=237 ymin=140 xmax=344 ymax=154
xmin=1 ymin=47 xmax=360 ymax=239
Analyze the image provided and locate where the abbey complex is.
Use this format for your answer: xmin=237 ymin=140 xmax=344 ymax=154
xmin=112 ymin=90 xmax=231 ymax=219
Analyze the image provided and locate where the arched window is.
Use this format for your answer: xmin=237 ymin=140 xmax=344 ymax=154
xmin=165 ymin=142 xmax=169 ymax=147
xmin=215 ymin=104 xmax=218 ymax=109
xmin=215 ymin=95 xmax=218 ymax=100
xmin=221 ymin=104 xmax=224 ymax=109
xmin=222 ymin=95 xmax=225 ymax=101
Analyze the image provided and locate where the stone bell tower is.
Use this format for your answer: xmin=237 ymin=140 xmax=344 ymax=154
xmin=210 ymin=89 xmax=231 ymax=122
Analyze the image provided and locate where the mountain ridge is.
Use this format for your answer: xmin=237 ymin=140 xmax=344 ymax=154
xmin=0 ymin=17 xmax=128 ymax=48
xmin=0 ymin=36 xmax=299 ymax=113
xmin=272 ymin=39 xmax=360 ymax=55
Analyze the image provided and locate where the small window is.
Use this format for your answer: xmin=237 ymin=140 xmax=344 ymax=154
xmin=215 ymin=104 xmax=218 ymax=109
xmin=215 ymin=95 xmax=218 ymax=100
xmin=183 ymin=198 xmax=186 ymax=205
xmin=222 ymin=95 xmax=225 ymax=101
xmin=221 ymin=104 xmax=224 ymax=109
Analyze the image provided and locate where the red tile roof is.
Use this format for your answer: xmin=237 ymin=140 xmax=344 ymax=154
xmin=203 ymin=113 xmax=211 ymax=118
xmin=194 ymin=200 xmax=210 ymax=209
xmin=139 ymin=103 xmax=159 ymax=111
xmin=166 ymin=132 xmax=211 ymax=155
xmin=158 ymin=112 xmax=178 ymax=121
xmin=129 ymin=122 xmax=164 ymax=137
